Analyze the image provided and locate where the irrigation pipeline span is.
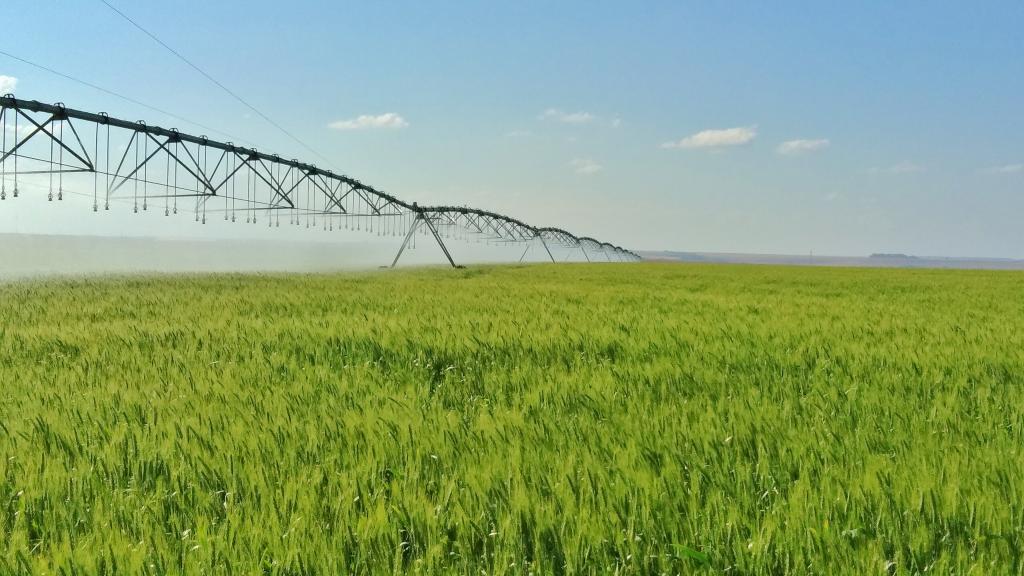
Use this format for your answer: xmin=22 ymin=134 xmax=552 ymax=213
xmin=0 ymin=96 xmax=640 ymax=267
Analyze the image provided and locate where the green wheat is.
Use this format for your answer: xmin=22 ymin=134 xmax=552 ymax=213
xmin=0 ymin=263 xmax=1021 ymax=574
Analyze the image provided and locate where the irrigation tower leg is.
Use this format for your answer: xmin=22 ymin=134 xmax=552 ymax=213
xmin=421 ymin=214 xmax=460 ymax=268
xmin=580 ymin=245 xmax=591 ymax=262
xmin=519 ymin=242 xmax=531 ymax=263
xmin=391 ymin=214 xmax=423 ymax=268
xmin=538 ymin=235 xmax=556 ymax=263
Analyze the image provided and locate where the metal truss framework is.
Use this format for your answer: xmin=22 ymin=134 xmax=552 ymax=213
xmin=0 ymin=96 xmax=641 ymax=267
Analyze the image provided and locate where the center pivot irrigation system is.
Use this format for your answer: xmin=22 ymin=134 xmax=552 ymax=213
xmin=0 ymin=96 xmax=640 ymax=267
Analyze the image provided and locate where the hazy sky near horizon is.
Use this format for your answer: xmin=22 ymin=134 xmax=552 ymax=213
xmin=1 ymin=1 xmax=1023 ymax=257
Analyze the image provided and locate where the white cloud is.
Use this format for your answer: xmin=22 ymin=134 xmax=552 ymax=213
xmin=505 ymin=129 xmax=532 ymax=138
xmin=539 ymin=109 xmax=621 ymax=127
xmin=662 ymin=126 xmax=757 ymax=149
xmin=569 ymin=158 xmax=603 ymax=175
xmin=982 ymin=163 xmax=1023 ymax=174
xmin=1 ymin=122 xmax=34 ymax=136
xmin=869 ymin=161 xmax=925 ymax=174
xmin=777 ymin=138 xmax=830 ymax=155
xmin=540 ymin=108 xmax=595 ymax=124
xmin=328 ymin=113 xmax=408 ymax=131
xmin=0 ymin=75 xmax=16 ymax=94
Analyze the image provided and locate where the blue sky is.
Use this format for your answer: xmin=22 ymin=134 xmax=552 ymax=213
xmin=2 ymin=1 xmax=1023 ymax=257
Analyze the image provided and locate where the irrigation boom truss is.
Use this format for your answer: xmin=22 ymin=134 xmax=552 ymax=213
xmin=0 ymin=96 xmax=640 ymax=267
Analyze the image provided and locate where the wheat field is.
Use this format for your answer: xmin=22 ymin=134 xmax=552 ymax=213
xmin=1 ymin=263 xmax=1021 ymax=574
